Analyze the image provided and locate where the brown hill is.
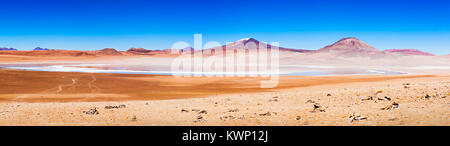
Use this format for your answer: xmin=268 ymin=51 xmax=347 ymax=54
xmin=382 ymin=49 xmax=435 ymax=56
xmin=95 ymin=48 xmax=123 ymax=56
xmin=127 ymin=48 xmax=152 ymax=54
xmin=0 ymin=50 xmax=96 ymax=57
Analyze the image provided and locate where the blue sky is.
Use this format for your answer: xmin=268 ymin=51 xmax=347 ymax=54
xmin=0 ymin=0 xmax=449 ymax=54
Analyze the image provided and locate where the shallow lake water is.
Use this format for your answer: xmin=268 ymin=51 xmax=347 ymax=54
xmin=0 ymin=63 xmax=408 ymax=76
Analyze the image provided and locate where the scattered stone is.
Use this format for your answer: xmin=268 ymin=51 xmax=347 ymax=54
xmin=83 ymin=108 xmax=99 ymax=115
xmin=259 ymin=112 xmax=271 ymax=116
xmin=194 ymin=115 xmax=206 ymax=123
xmin=273 ymin=96 xmax=279 ymax=99
xmin=191 ymin=109 xmax=200 ymax=112
xmin=181 ymin=109 xmax=189 ymax=112
xmin=306 ymin=100 xmax=315 ymax=103
xmin=105 ymin=104 xmax=126 ymax=109
xmin=131 ymin=115 xmax=137 ymax=122
xmin=199 ymin=110 xmax=207 ymax=114
xmin=388 ymin=117 xmax=398 ymax=121
xmin=425 ymin=94 xmax=431 ymax=99
xmin=269 ymin=99 xmax=278 ymax=102
xmin=381 ymin=102 xmax=399 ymax=110
xmin=197 ymin=115 xmax=203 ymax=120
xmin=145 ymin=102 xmax=149 ymax=105
xmin=220 ymin=115 xmax=235 ymax=121
xmin=311 ymin=104 xmax=326 ymax=113
xmin=326 ymin=93 xmax=332 ymax=96
xmin=378 ymin=96 xmax=391 ymax=101
xmin=295 ymin=116 xmax=301 ymax=120
xmin=228 ymin=109 xmax=239 ymax=112
xmin=220 ymin=115 xmax=245 ymax=121
xmin=392 ymin=102 xmax=399 ymax=108
xmin=349 ymin=113 xmax=367 ymax=122
xmin=362 ymin=96 xmax=375 ymax=101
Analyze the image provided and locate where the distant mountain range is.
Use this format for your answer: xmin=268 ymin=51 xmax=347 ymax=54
xmin=33 ymin=47 xmax=49 ymax=51
xmin=0 ymin=48 xmax=17 ymax=51
xmin=0 ymin=37 xmax=440 ymax=57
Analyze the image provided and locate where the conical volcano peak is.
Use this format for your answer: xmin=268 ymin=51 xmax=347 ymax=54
xmin=319 ymin=37 xmax=378 ymax=52
xmin=236 ymin=38 xmax=259 ymax=44
xmin=333 ymin=37 xmax=367 ymax=47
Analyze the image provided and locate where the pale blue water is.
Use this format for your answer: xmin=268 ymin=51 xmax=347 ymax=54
xmin=0 ymin=64 xmax=406 ymax=76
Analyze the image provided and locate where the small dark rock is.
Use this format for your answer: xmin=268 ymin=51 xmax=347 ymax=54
xmin=381 ymin=102 xmax=399 ymax=110
xmin=199 ymin=110 xmax=207 ymax=114
xmin=311 ymin=104 xmax=326 ymax=113
xmin=83 ymin=108 xmax=99 ymax=115
xmin=194 ymin=115 xmax=206 ymax=123
xmin=259 ymin=112 xmax=271 ymax=116
xmin=349 ymin=113 xmax=367 ymax=122
xmin=362 ymin=96 xmax=375 ymax=101
xmin=392 ymin=102 xmax=399 ymax=108
xmin=269 ymin=99 xmax=278 ymax=102
xmin=228 ymin=109 xmax=239 ymax=112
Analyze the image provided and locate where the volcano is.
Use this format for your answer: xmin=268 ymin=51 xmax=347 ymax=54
xmin=203 ymin=38 xmax=313 ymax=54
xmin=318 ymin=37 xmax=378 ymax=52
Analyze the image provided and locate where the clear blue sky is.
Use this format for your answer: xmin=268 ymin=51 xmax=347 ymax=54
xmin=0 ymin=0 xmax=449 ymax=54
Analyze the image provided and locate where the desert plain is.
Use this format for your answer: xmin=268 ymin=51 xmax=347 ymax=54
xmin=0 ymin=37 xmax=449 ymax=126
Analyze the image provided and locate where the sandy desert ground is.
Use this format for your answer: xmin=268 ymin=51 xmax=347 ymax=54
xmin=0 ymin=68 xmax=448 ymax=125
xmin=1 ymin=38 xmax=449 ymax=126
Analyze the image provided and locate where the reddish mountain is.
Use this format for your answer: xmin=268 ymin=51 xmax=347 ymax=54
xmin=203 ymin=38 xmax=312 ymax=54
xmin=382 ymin=49 xmax=435 ymax=56
xmin=318 ymin=37 xmax=378 ymax=52
xmin=95 ymin=48 xmax=123 ymax=55
xmin=127 ymin=48 xmax=152 ymax=54
xmin=315 ymin=37 xmax=437 ymax=57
